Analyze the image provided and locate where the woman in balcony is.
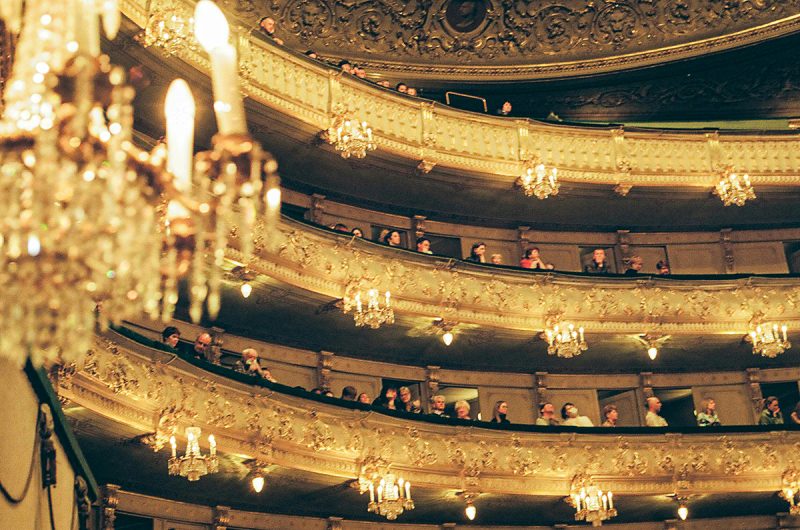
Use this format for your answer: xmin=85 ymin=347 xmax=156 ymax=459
xmin=465 ymin=242 xmax=487 ymax=263
xmin=519 ymin=247 xmax=553 ymax=270
xmin=695 ymin=397 xmax=721 ymax=426
xmin=454 ymin=400 xmax=472 ymax=420
xmin=561 ymin=403 xmax=594 ymax=427
xmin=372 ymin=387 xmax=398 ymax=409
xmin=383 ymin=230 xmax=402 ymax=247
xmin=490 ymin=401 xmax=510 ymax=424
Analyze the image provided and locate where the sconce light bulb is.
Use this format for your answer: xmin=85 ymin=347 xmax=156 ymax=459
xmin=647 ymin=346 xmax=658 ymax=360
xmin=252 ymin=473 xmax=265 ymax=493
xmin=241 ymin=282 xmax=252 ymax=298
xmin=442 ymin=331 xmax=454 ymax=346
xmin=678 ymin=503 xmax=688 ymax=521
xmin=465 ymin=502 xmax=476 ymax=521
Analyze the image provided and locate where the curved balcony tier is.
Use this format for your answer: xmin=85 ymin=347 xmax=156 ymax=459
xmin=220 ymin=215 xmax=798 ymax=344
xmin=58 ymin=330 xmax=800 ymax=526
xmin=111 ymin=3 xmax=800 ymax=232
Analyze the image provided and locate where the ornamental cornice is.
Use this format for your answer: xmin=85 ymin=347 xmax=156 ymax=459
xmin=116 ymin=0 xmax=800 ymax=188
xmin=61 ymin=334 xmax=800 ymax=498
xmin=223 ymin=0 xmax=800 ymax=80
xmin=229 ymin=217 xmax=800 ymax=335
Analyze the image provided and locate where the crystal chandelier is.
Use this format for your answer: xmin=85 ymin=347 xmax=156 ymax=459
xmin=515 ymin=159 xmax=559 ymax=199
xmin=366 ymin=473 xmax=414 ymax=520
xmin=780 ymin=468 xmax=800 ymax=516
xmin=325 ymin=106 xmax=375 ymax=159
xmin=136 ymin=0 xmax=196 ymax=56
xmin=0 ymin=0 xmax=281 ymax=368
xmin=749 ymin=323 xmax=790 ymax=358
xmin=544 ymin=322 xmax=587 ymax=358
xmin=168 ymin=427 xmax=218 ymax=481
xmin=342 ymin=289 xmax=394 ymax=329
xmin=715 ymin=166 xmax=755 ymax=206
xmin=568 ymin=475 xmax=617 ymax=527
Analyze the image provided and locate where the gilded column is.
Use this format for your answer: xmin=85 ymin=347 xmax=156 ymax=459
xmin=101 ymin=484 xmax=120 ymax=530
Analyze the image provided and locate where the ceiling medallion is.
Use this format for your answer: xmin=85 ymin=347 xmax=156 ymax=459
xmin=515 ymin=158 xmax=559 ymax=199
xmin=342 ymin=288 xmax=394 ymax=329
xmin=324 ymin=106 xmax=375 ymax=159
xmin=567 ymin=474 xmax=617 ymax=527
xmin=544 ymin=321 xmax=587 ymax=358
xmin=715 ymin=165 xmax=755 ymax=206
xmin=168 ymin=427 xmax=218 ymax=481
xmin=749 ymin=322 xmax=790 ymax=358
xmin=366 ymin=473 xmax=414 ymax=520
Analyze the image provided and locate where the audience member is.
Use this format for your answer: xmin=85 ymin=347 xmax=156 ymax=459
xmin=193 ymin=332 xmax=212 ymax=360
xmin=759 ymin=396 xmax=784 ymax=425
xmin=520 ymin=247 xmax=553 ymax=270
xmin=358 ymin=392 xmax=371 ymax=404
xmin=429 ymin=394 xmax=448 ymax=417
xmin=645 ymin=396 xmax=668 ymax=426
xmin=584 ymin=248 xmax=610 ymax=274
xmin=161 ymin=326 xmax=180 ymax=349
xmin=398 ymin=386 xmax=422 ymax=413
xmin=416 ymin=237 xmax=432 ymax=254
xmin=407 ymin=87 xmax=418 ymax=96
xmin=338 ymin=59 xmax=353 ymax=74
xmin=351 ymin=227 xmax=364 ymax=238
xmin=258 ymin=17 xmax=284 ymax=45
xmin=241 ymin=348 xmax=277 ymax=382
xmin=304 ymin=50 xmax=318 ymax=59
xmin=561 ymin=403 xmax=594 ymax=426
xmin=383 ymin=230 xmax=402 ymax=247
xmin=491 ymin=400 xmax=510 ymax=424
xmin=377 ymin=80 xmax=391 ymax=88
xmin=341 ymin=386 xmax=358 ymax=401
xmin=333 ymin=223 xmax=349 ymax=232
xmin=454 ymin=400 xmax=471 ymax=420
xmin=490 ymin=253 xmax=503 ymax=265
xmin=396 ymin=83 xmax=408 ymax=93
xmin=696 ymin=397 xmax=721 ymax=426
xmin=465 ymin=242 xmax=487 ymax=263
xmin=656 ymin=260 xmax=670 ymax=275
xmin=601 ymin=404 xmax=618 ymax=427
xmin=624 ymin=255 xmax=643 ymax=276
xmin=354 ymin=66 xmax=367 ymax=79
xmin=791 ymin=402 xmax=800 ymax=425
xmin=535 ymin=402 xmax=559 ymax=426
xmin=372 ymin=387 xmax=398 ymax=409
xmin=496 ymin=101 xmax=512 ymax=116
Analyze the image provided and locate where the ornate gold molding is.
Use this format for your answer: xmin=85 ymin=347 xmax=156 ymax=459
xmin=220 ymin=0 xmax=800 ymax=80
xmin=62 ymin=334 xmax=800 ymax=499
xmin=116 ymin=0 xmax=800 ymax=188
xmin=231 ymin=216 xmax=800 ymax=335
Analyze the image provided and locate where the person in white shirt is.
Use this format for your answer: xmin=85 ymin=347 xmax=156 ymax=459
xmin=645 ymin=396 xmax=668 ymax=427
xmin=560 ymin=403 xmax=594 ymax=427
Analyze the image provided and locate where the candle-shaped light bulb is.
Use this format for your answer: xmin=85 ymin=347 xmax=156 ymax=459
xmin=165 ymin=79 xmax=195 ymax=220
xmin=405 ymin=480 xmax=411 ymax=500
xmin=194 ymin=0 xmax=229 ymax=51
xmin=209 ymin=434 xmax=216 ymax=456
xmin=385 ymin=290 xmax=390 ymax=307
xmin=368 ymin=482 xmax=375 ymax=502
xmin=607 ymin=491 xmax=613 ymax=509
xmin=579 ymin=327 xmax=585 ymax=342
xmin=170 ymin=435 xmax=177 ymax=458
xmin=782 ymin=325 xmax=788 ymax=342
